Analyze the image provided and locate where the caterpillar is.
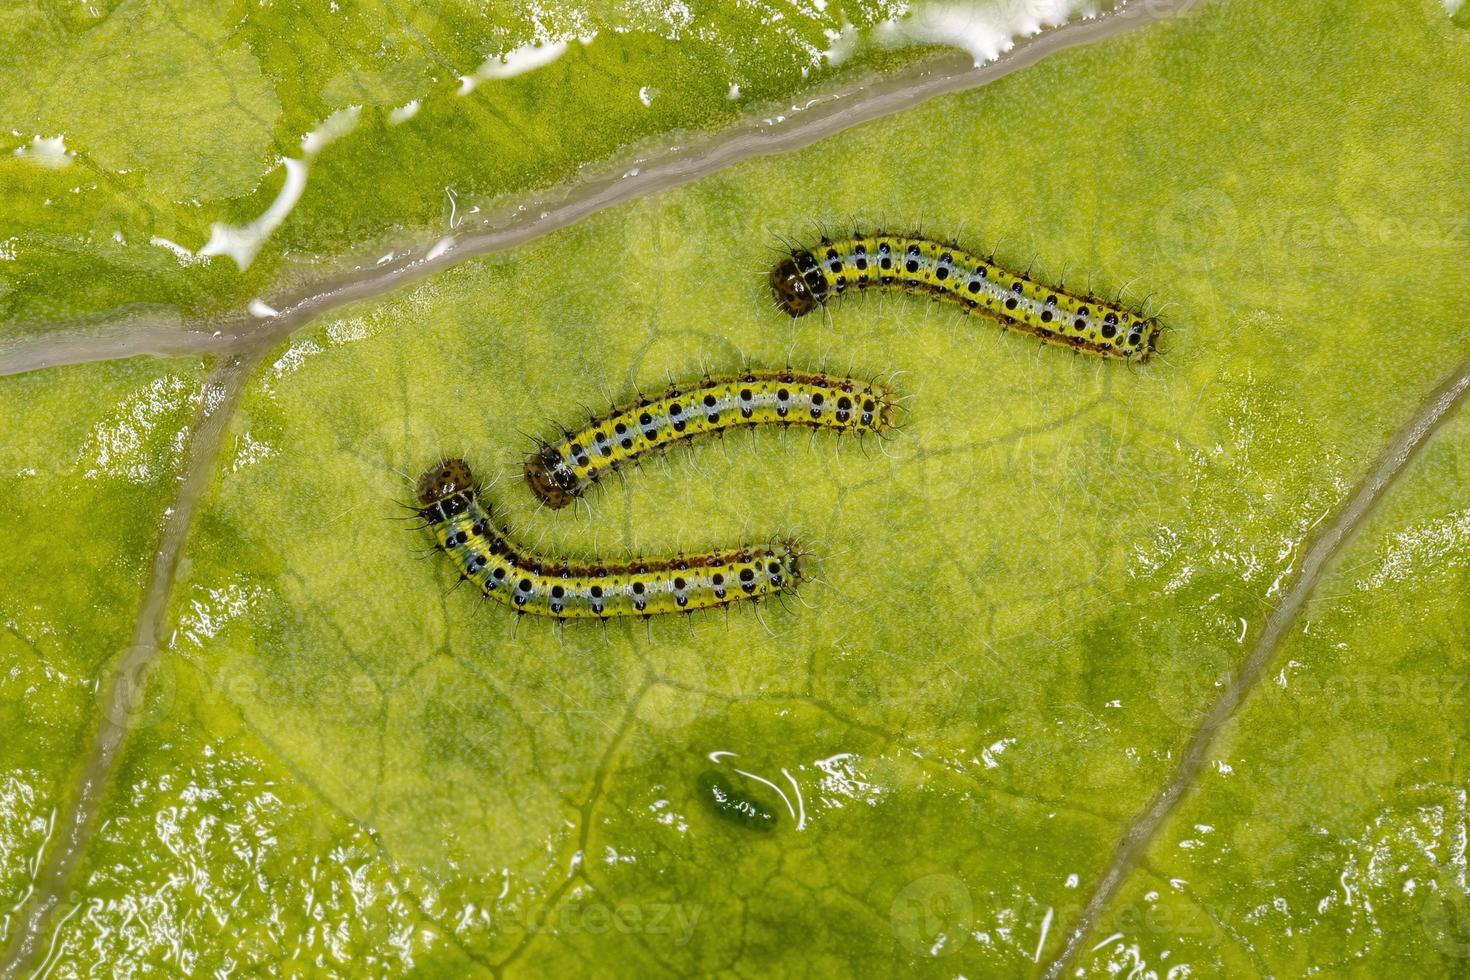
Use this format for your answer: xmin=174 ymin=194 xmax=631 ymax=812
xmin=771 ymin=232 xmax=1160 ymax=361
xmin=525 ymin=369 xmax=899 ymax=509
xmin=417 ymin=458 xmax=805 ymax=619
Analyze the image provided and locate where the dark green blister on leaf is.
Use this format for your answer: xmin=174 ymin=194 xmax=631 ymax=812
xmin=696 ymin=769 xmax=779 ymax=831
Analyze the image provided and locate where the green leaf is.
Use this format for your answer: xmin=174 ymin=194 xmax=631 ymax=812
xmin=4 ymin=0 xmax=1470 ymax=976
xmin=1074 ymin=407 xmax=1470 ymax=976
xmin=0 ymin=0 xmax=922 ymax=329
xmin=0 ymin=356 xmax=207 ymax=947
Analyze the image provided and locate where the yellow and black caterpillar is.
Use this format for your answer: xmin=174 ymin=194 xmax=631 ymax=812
xmin=771 ymin=232 xmax=1159 ymax=361
xmin=525 ymin=369 xmax=899 ymax=509
xmin=417 ymin=458 xmax=805 ymax=619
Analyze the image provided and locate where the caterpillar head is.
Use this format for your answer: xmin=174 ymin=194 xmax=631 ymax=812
xmin=770 ymin=257 xmax=817 ymax=317
xmin=869 ymin=385 xmax=902 ymax=431
xmin=524 ymin=445 xmax=578 ymax=509
xmin=416 ymin=458 xmax=476 ymax=507
xmin=782 ymin=538 xmax=809 ymax=585
xmin=1136 ymin=317 xmax=1163 ymax=362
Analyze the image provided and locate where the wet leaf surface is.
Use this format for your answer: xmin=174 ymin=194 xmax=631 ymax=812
xmin=3 ymin=0 xmax=1470 ymax=976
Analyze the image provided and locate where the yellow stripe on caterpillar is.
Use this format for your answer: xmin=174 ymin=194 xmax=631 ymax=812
xmin=525 ymin=369 xmax=899 ymax=509
xmin=771 ymin=232 xmax=1160 ymax=361
xmin=417 ymin=459 xmax=806 ymax=620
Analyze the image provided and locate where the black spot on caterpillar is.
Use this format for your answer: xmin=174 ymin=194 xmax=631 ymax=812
xmin=771 ymin=231 xmax=1160 ymax=361
xmin=417 ymin=459 xmax=806 ymax=619
xmin=525 ymin=369 xmax=900 ymax=509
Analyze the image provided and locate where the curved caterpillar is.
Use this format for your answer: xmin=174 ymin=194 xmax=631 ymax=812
xmin=771 ymin=232 xmax=1160 ymax=361
xmin=417 ymin=459 xmax=805 ymax=619
xmin=525 ymin=370 xmax=899 ymax=509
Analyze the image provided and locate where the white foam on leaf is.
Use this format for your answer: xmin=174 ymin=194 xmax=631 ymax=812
xmin=388 ymin=100 xmax=421 ymax=125
xmin=198 ymin=157 xmax=308 ymax=271
xmin=14 ymin=134 xmax=73 ymax=169
xmin=301 ymin=105 xmax=361 ymax=157
xmin=475 ymin=39 xmax=571 ymax=83
xmin=148 ymin=236 xmax=208 ymax=267
xmin=196 ymin=104 xmax=360 ymax=271
xmin=456 ymin=33 xmax=594 ymax=97
xmin=875 ymin=0 xmax=1089 ymax=66
xmin=820 ymin=21 xmax=860 ymax=66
